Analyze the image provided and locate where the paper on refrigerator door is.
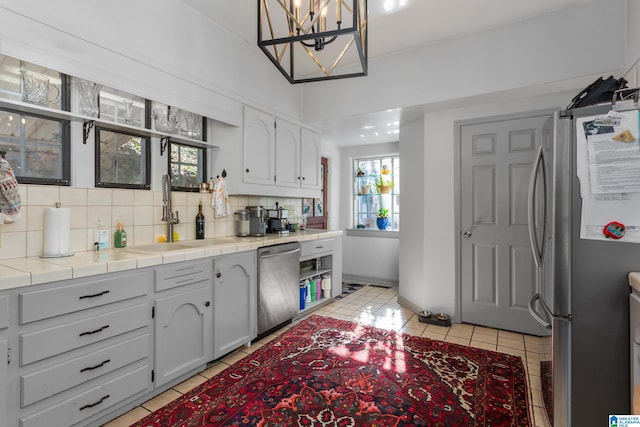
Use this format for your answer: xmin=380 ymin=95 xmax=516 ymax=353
xmin=576 ymin=110 xmax=640 ymax=242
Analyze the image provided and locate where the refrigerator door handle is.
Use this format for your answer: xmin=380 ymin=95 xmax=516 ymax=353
xmin=527 ymin=145 xmax=547 ymax=268
xmin=528 ymin=293 xmax=552 ymax=329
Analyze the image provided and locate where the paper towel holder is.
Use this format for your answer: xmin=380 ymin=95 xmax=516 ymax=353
xmin=39 ymin=202 xmax=74 ymax=259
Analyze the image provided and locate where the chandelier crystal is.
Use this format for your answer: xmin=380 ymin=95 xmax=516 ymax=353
xmin=258 ymin=0 xmax=368 ymax=84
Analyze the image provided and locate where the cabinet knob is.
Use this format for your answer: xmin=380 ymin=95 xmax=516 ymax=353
xmin=205 ymin=301 xmax=211 ymax=307
xmin=216 ymin=272 xmax=222 ymax=278
xmin=302 ymin=177 xmax=306 ymax=180
xmin=297 ymin=176 xmax=301 ymax=180
xmin=246 ymin=168 xmax=250 ymax=173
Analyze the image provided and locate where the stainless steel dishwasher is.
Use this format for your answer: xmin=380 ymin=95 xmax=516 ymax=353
xmin=257 ymin=242 xmax=301 ymax=335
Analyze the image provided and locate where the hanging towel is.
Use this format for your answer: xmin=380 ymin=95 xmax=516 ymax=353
xmin=211 ymin=176 xmax=230 ymax=217
xmin=0 ymin=157 xmax=21 ymax=223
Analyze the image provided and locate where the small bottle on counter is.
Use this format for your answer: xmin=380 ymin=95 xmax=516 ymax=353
xmin=95 ymin=219 xmax=109 ymax=250
xmin=114 ymin=222 xmax=127 ymax=248
xmin=196 ymin=201 xmax=205 ymax=239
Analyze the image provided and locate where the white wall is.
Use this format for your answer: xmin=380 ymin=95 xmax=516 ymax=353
xmin=339 ymin=141 xmax=399 ymax=283
xmin=0 ymin=0 xmax=301 ymax=125
xmin=398 ymin=116 xmax=425 ymax=311
xmin=398 ymin=90 xmax=577 ymax=316
xmin=626 ymin=0 xmax=640 ymax=85
xmin=304 ymin=0 xmax=627 ymax=124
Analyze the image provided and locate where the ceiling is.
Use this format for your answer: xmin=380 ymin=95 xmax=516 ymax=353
xmin=182 ymin=0 xmax=594 ymax=146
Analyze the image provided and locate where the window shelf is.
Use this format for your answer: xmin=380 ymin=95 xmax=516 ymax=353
xmin=0 ymin=98 xmax=217 ymax=148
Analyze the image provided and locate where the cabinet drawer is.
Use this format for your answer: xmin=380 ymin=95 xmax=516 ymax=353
xmin=301 ymin=239 xmax=334 ymax=258
xmin=20 ymin=271 xmax=148 ymax=324
xmin=155 ymin=260 xmax=212 ymax=292
xmin=21 ymin=334 xmax=149 ymax=407
xmin=20 ymin=303 xmax=148 ymax=366
xmin=0 ymin=294 xmax=9 ymax=329
xmin=19 ymin=365 xmax=149 ymax=427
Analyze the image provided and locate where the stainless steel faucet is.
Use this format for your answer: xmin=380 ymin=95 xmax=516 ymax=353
xmin=161 ymin=174 xmax=179 ymax=242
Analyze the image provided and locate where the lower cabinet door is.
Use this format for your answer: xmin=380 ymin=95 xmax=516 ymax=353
xmin=0 ymin=339 xmax=7 ymax=427
xmin=154 ymin=284 xmax=212 ymax=387
xmin=213 ymin=251 xmax=256 ymax=359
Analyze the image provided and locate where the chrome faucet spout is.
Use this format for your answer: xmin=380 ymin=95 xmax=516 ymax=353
xmin=161 ymin=174 xmax=179 ymax=241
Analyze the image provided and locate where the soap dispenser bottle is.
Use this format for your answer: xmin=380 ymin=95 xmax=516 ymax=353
xmin=114 ymin=222 xmax=127 ymax=248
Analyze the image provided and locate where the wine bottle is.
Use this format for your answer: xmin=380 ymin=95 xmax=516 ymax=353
xmin=196 ymin=201 xmax=205 ymax=239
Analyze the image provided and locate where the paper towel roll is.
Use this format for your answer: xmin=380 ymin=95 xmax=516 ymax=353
xmin=43 ymin=206 xmax=70 ymax=257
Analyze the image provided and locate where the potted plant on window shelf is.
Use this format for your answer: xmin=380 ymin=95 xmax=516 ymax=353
xmin=376 ymin=208 xmax=390 ymax=230
xmin=375 ymin=176 xmax=394 ymax=194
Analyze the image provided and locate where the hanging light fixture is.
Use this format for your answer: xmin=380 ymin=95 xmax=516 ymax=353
xmin=258 ymin=0 xmax=368 ymax=84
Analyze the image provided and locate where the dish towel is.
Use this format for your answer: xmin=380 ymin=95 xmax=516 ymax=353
xmin=211 ymin=176 xmax=230 ymax=218
xmin=0 ymin=158 xmax=21 ymax=223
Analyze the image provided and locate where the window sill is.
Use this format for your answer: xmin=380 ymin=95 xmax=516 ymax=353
xmin=345 ymin=229 xmax=399 ymax=239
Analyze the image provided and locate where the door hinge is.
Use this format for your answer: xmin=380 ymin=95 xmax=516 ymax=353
xmin=7 ymin=347 xmax=11 ymax=365
xmin=151 ymin=306 xmax=155 ymax=319
xmin=151 ymin=369 xmax=155 ymax=382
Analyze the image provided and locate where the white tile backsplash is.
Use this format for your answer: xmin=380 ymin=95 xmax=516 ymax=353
xmin=0 ymin=185 xmax=305 ymax=259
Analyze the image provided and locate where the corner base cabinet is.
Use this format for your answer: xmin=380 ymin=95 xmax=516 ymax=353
xmin=213 ymin=251 xmax=256 ymax=359
xmin=154 ymin=260 xmax=213 ymax=388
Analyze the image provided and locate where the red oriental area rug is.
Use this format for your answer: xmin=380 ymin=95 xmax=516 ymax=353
xmin=133 ymin=315 xmax=531 ymax=426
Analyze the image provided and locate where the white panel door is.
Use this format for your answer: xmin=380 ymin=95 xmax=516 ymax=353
xmin=460 ymin=114 xmax=550 ymax=335
xmin=275 ymin=119 xmax=300 ymax=188
xmin=243 ymin=107 xmax=275 ymax=186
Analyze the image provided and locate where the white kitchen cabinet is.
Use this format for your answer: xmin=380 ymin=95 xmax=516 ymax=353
xmin=299 ymin=237 xmax=343 ymax=313
xmin=12 ymin=270 xmax=152 ymax=427
xmin=153 ymin=260 xmax=213 ymax=387
xmin=0 ymin=338 xmax=7 ymax=427
xmin=216 ymin=105 xmax=321 ymax=198
xmin=243 ymin=106 xmax=275 ymax=186
xmin=275 ymin=118 xmax=301 ymax=188
xmin=212 ymin=251 xmax=256 ymax=359
xmin=276 ymin=122 xmax=322 ymax=191
xmin=300 ymin=127 xmax=322 ymax=190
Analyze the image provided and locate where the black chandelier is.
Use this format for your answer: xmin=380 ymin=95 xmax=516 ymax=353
xmin=258 ymin=0 xmax=368 ymax=84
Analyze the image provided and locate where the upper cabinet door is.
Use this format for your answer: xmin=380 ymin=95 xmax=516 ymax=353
xmin=275 ymin=119 xmax=301 ymax=188
xmin=243 ymin=107 xmax=275 ymax=186
xmin=300 ymin=128 xmax=321 ymax=190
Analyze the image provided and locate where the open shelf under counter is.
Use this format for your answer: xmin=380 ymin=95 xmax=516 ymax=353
xmin=299 ymin=268 xmax=331 ymax=282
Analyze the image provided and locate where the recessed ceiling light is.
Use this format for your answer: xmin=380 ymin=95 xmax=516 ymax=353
xmin=362 ymin=125 xmax=373 ymax=130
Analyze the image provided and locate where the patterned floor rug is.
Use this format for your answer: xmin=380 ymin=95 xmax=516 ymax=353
xmin=133 ymin=315 xmax=531 ymax=426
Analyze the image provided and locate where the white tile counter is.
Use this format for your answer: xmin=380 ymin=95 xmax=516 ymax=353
xmin=0 ymin=230 xmax=342 ymax=290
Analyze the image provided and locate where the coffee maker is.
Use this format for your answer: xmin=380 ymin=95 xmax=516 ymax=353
xmin=245 ymin=206 xmax=266 ymax=236
xmin=266 ymin=204 xmax=289 ymax=235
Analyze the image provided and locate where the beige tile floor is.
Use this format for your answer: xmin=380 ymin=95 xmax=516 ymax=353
xmin=103 ymin=283 xmax=550 ymax=427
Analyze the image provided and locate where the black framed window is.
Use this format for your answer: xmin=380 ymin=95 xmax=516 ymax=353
xmin=0 ymin=109 xmax=70 ymax=185
xmin=169 ymin=141 xmax=206 ymax=191
xmin=95 ymin=127 xmax=150 ymax=189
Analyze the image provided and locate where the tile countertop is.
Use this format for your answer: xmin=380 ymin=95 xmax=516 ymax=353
xmin=0 ymin=230 xmax=343 ymax=291
xmin=630 ymin=272 xmax=640 ymax=293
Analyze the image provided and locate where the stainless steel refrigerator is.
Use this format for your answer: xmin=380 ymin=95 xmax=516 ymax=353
xmin=528 ymin=105 xmax=635 ymax=426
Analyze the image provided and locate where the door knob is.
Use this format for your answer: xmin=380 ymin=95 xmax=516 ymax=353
xmin=463 ymin=230 xmax=472 ymax=238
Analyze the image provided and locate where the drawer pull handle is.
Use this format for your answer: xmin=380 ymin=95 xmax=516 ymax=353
xmin=79 ymin=325 xmax=110 ymax=337
xmin=79 ymin=290 xmax=110 ymax=300
xmin=315 ymin=246 xmax=323 ymax=249
xmin=80 ymin=359 xmax=111 ymax=373
xmin=79 ymin=394 xmax=110 ymax=411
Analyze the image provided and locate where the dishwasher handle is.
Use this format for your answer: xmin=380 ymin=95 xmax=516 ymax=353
xmin=259 ymin=247 xmax=300 ymax=259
